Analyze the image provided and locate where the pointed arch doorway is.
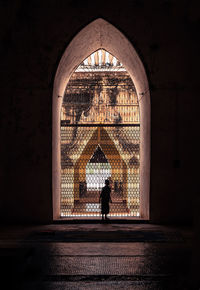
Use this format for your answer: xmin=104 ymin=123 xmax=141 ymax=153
xmin=53 ymin=19 xmax=150 ymax=220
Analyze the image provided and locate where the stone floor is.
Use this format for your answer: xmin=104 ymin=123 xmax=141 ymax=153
xmin=0 ymin=223 xmax=196 ymax=290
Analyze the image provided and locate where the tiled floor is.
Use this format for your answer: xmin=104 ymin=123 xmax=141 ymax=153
xmin=0 ymin=223 xmax=194 ymax=289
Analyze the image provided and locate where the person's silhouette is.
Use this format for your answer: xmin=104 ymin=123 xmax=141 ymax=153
xmin=99 ymin=179 xmax=112 ymax=220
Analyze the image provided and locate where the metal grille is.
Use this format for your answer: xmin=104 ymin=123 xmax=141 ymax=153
xmin=61 ymin=125 xmax=140 ymax=217
xmin=60 ymin=53 xmax=140 ymax=217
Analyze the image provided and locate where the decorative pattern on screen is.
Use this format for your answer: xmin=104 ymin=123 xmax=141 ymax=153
xmin=60 ymin=49 xmax=140 ymax=217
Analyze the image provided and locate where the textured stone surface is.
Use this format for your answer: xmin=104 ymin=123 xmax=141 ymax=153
xmin=0 ymin=224 xmax=194 ymax=289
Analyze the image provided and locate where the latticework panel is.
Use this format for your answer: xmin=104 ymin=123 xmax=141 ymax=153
xmin=60 ymin=52 xmax=140 ymax=218
xmin=60 ymin=125 xmax=140 ymax=217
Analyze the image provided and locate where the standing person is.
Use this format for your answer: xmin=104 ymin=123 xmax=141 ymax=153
xmin=99 ymin=179 xmax=112 ymax=220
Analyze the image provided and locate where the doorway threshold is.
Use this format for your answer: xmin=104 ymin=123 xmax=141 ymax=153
xmin=53 ymin=217 xmax=149 ymax=224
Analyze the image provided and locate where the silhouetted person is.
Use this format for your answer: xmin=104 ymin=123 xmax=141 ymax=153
xmin=99 ymin=179 xmax=112 ymax=220
xmin=119 ymin=181 xmax=123 ymax=196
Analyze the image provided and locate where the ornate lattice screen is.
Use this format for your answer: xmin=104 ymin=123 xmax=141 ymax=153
xmin=60 ymin=49 xmax=140 ymax=217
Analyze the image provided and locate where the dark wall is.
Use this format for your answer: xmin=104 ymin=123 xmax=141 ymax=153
xmin=0 ymin=0 xmax=199 ymax=223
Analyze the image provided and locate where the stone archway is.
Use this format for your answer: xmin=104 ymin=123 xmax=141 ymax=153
xmin=53 ymin=18 xmax=150 ymax=219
